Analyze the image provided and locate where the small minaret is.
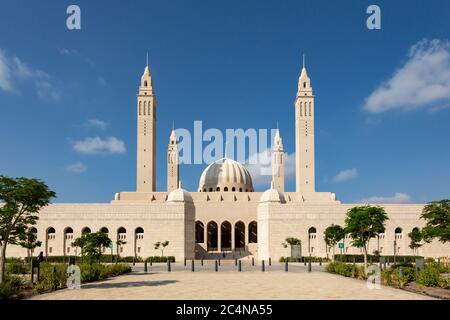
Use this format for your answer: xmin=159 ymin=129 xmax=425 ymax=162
xmin=167 ymin=129 xmax=179 ymax=193
xmin=137 ymin=54 xmax=157 ymax=192
xmin=272 ymin=128 xmax=285 ymax=192
xmin=295 ymin=55 xmax=315 ymax=192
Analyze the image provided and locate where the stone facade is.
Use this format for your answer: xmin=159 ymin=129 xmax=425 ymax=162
xmin=5 ymin=61 xmax=450 ymax=262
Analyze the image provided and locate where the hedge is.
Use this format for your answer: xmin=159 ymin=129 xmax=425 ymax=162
xmin=23 ymin=255 xmax=144 ymax=264
xmin=33 ymin=262 xmax=132 ymax=294
xmin=145 ymin=256 xmax=176 ymax=263
xmin=279 ymin=256 xmax=330 ymax=263
xmin=333 ymin=254 xmax=423 ymax=263
xmin=325 ymin=261 xmax=366 ymax=280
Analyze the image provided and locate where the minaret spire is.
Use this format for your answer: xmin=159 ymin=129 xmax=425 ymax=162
xmin=302 ymin=54 xmax=305 ymax=69
xmin=146 ymin=52 xmax=149 ymax=68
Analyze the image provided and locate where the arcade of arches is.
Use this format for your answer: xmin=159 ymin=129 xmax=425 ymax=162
xmin=195 ymin=220 xmax=257 ymax=252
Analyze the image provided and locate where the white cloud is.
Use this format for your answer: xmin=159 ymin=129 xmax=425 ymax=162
xmin=59 ymin=48 xmax=77 ymax=56
xmin=86 ymin=119 xmax=108 ymax=130
xmin=66 ymin=162 xmax=88 ymax=173
xmin=357 ymin=192 xmax=411 ymax=204
xmin=36 ymin=81 xmax=61 ymax=101
xmin=0 ymin=50 xmax=13 ymax=92
xmin=0 ymin=49 xmax=61 ymax=99
xmin=245 ymin=149 xmax=296 ymax=187
xmin=97 ymin=76 xmax=107 ymax=87
xmin=364 ymin=39 xmax=450 ymax=113
xmin=73 ymin=136 xmax=126 ymax=155
xmin=333 ymin=168 xmax=358 ymax=183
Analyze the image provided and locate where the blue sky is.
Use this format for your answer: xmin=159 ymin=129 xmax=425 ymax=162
xmin=0 ymin=0 xmax=449 ymax=203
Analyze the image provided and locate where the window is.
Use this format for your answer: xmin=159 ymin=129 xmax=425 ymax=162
xmin=303 ymin=82 xmax=306 ymax=88
xmin=224 ymin=187 xmax=228 ymax=192
xmin=232 ymin=187 xmax=236 ymax=192
xmin=144 ymin=81 xmax=148 ymax=87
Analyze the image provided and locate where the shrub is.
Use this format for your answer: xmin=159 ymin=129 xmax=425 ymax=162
xmin=79 ymin=263 xmax=104 ymax=282
xmin=118 ymin=256 xmax=143 ymax=263
xmin=6 ymin=259 xmax=29 ymax=275
xmin=145 ymin=256 xmax=175 ymax=263
xmin=79 ymin=263 xmax=131 ymax=282
xmin=334 ymin=254 xmax=421 ymax=263
xmin=279 ymin=256 xmax=329 ymax=263
xmin=417 ymin=265 xmax=445 ymax=288
xmin=38 ymin=263 xmax=68 ymax=291
xmin=0 ymin=276 xmax=24 ymax=300
xmin=325 ymin=261 xmax=362 ymax=279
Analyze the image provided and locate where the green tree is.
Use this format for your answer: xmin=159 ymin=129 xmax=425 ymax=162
xmin=408 ymin=228 xmax=423 ymax=257
xmin=344 ymin=205 xmax=388 ymax=275
xmin=323 ymin=224 xmax=345 ymax=260
xmin=116 ymin=239 xmax=127 ymax=258
xmin=0 ymin=176 xmax=55 ymax=284
xmin=154 ymin=241 xmax=169 ymax=257
xmin=281 ymin=237 xmax=302 ymax=258
xmin=421 ymin=199 xmax=450 ymax=244
xmin=18 ymin=228 xmax=42 ymax=259
xmin=72 ymin=232 xmax=111 ymax=263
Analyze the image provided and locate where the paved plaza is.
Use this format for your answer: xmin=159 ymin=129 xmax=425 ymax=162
xmin=30 ymin=262 xmax=433 ymax=300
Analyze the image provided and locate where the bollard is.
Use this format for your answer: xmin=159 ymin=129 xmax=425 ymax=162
xmin=184 ymin=258 xmax=186 ymax=266
xmin=144 ymin=260 xmax=148 ymax=273
xmin=235 ymin=258 xmax=238 ymax=267
xmin=285 ymin=259 xmax=288 ymax=272
xmin=262 ymin=260 xmax=265 ymax=272
xmin=218 ymin=258 xmax=221 ymax=266
xmin=150 ymin=259 xmax=153 ymax=266
xmin=201 ymin=258 xmax=204 ymax=266
xmin=319 ymin=258 xmax=322 ymax=266
xmin=308 ymin=256 xmax=312 ymax=272
xmin=304 ymin=258 xmax=307 ymax=266
xmin=167 ymin=260 xmax=171 ymax=272
xmin=269 ymin=258 xmax=272 ymax=266
xmin=238 ymin=260 xmax=242 ymax=272
xmin=191 ymin=260 xmax=195 ymax=272
xmin=215 ymin=260 xmax=218 ymax=272
xmin=252 ymin=257 xmax=254 ymax=266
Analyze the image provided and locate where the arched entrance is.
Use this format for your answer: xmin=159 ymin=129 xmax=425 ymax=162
xmin=195 ymin=221 xmax=204 ymax=243
xmin=248 ymin=221 xmax=257 ymax=243
xmin=207 ymin=221 xmax=218 ymax=251
xmin=221 ymin=221 xmax=232 ymax=251
xmin=234 ymin=221 xmax=245 ymax=250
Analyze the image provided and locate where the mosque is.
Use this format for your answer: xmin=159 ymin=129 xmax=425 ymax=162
xmin=7 ymin=60 xmax=449 ymax=261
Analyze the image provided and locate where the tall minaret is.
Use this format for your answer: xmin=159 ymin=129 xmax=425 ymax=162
xmin=272 ymin=128 xmax=285 ymax=192
xmin=136 ymin=55 xmax=157 ymax=192
xmin=167 ymin=129 xmax=179 ymax=192
xmin=295 ymin=55 xmax=315 ymax=192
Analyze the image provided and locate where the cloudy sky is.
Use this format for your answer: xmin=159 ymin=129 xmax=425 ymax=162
xmin=0 ymin=0 xmax=449 ymax=203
